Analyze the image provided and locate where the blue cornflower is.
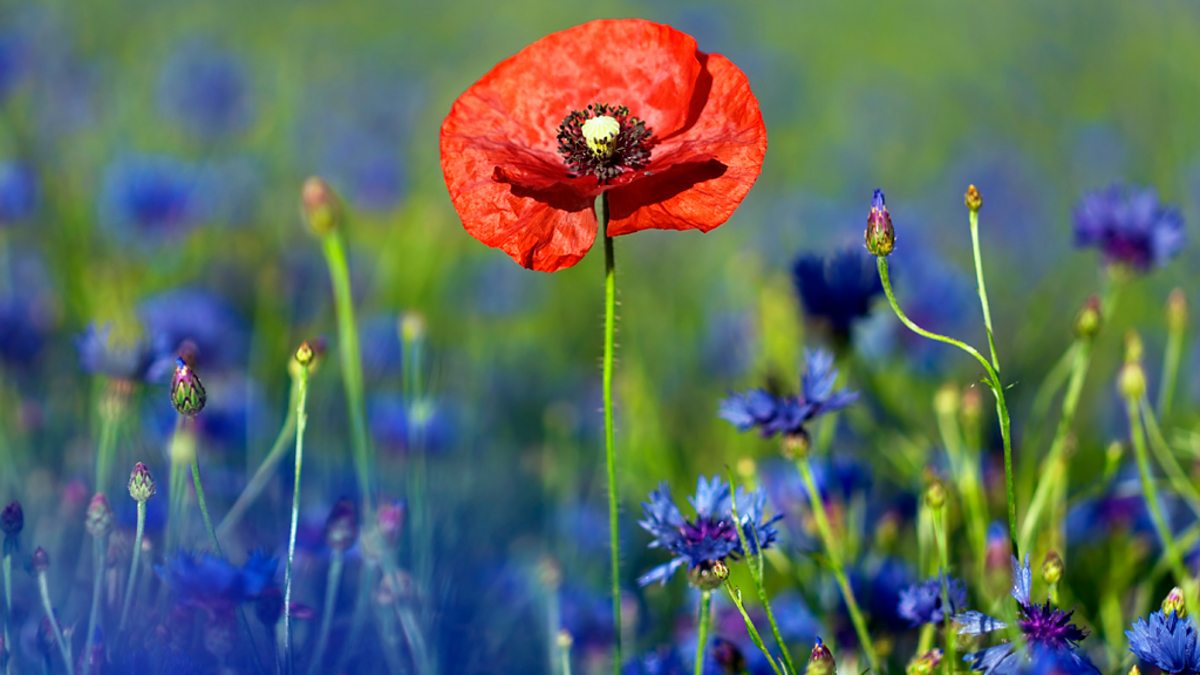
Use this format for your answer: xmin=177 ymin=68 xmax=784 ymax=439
xmin=791 ymin=246 xmax=883 ymax=338
xmin=957 ymin=557 xmax=1099 ymax=674
xmin=1073 ymin=183 xmax=1185 ymax=271
xmin=76 ymin=323 xmax=158 ymax=381
xmin=0 ymin=161 xmax=37 ymax=225
xmin=719 ymin=349 xmax=857 ymax=440
xmin=138 ymin=287 xmax=249 ymax=375
xmin=1127 ymin=610 xmax=1200 ymax=674
xmin=898 ymin=575 xmax=968 ymax=626
xmin=157 ymin=550 xmax=276 ymax=614
xmin=623 ymin=647 xmax=688 ymax=675
xmin=98 ymin=154 xmax=202 ymax=241
xmin=637 ymin=476 xmax=780 ymax=586
xmin=158 ymin=40 xmax=253 ymax=139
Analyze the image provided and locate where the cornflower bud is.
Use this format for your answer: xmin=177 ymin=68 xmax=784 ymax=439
xmin=1042 ymin=551 xmax=1063 ymax=585
xmin=170 ymin=357 xmax=206 ymax=416
xmin=906 ymin=649 xmax=943 ymax=675
xmin=687 ymin=560 xmax=729 ymax=591
xmin=1162 ymin=586 xmax=1187 ymax=618
xmin=301 ymin=177 xmax=341 ymax=237
xmin=85 ymin=493 xmax=113 ymax=539
xmin=965 ymin=184 xmax=983 ymax=212
xmin=1075 ymin=296 xmax=1102 ymax=339
xmin=807 ymin=638 xmax=836 ymax=675
xmin=32 ymin=546 xmax=50 ymax=573
xmin=864 ymin=189 xmax=895 ymax=257
xmin=1167 ymin=288 xmax=1187 ymax=333
xmin=128 ymin=462 xmax=156 ymax=503
xmin=324 ymin=498 xmax=359 ymax=551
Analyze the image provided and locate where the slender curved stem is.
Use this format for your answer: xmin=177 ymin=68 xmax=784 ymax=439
xmin=597 ymin=194 xmax=623 ymax=672
xmin=727 ymin=468 xmax=794 ymax=674
xmin=37 ymin=572 xmax=73 ymax=675
xmin=284 ymin=360 xmax=310 ymax=675
xmin=1159 ymin=309 xmax=1185 ymax=417
xmin=877 ymin=257 xmax=1018 ymax=559
xmin=320 ymin=231 xmax=373 ymax=514
xmin=1019 ymin=339 xmax=1092 ymax=552
xmin=969 ymin=209 xmax=1000 ymax=371
xmin=933 ymin=508 xmax=956 ymax=670
xmin=723 ymin=583 xmax=782 ymax=675
xmin=798 ymin=458 xmax=877 ymax=670
xmin=308 ymin=550 xmax=343 ymax=675
xmin=3 ymin=554 xmax=13 ymax=675
xmin=218 ymin=382 xmax=298 ymax=540
xmin=1141 ymin=398 xmax=1200 ymax=519
xmin=81 ymin=536 xmax=106 ymax=675
xmin=694 ymin=589 xmax=712 ymax=675
xmin=191 ymin=457 xmax=223 ymax=556
xmin=94 ymin=406 xmax=120 ymax=498
xmin=1126 ymin=397 xmax=1187 ymax=584
xmin=119 ymin=501 xmax=146 ymax=631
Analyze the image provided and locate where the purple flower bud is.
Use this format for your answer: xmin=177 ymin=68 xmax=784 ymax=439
xmin=864 ymin=188 xmax=895 ymax=257
xmin=128 ymin=462 xmax=156 ymax=503
xmin=170 ymin=356 xmax=206 ymax=416
xmin=32 ymin=546 xmax=49 ymax=573
xmin=0 ymin=500 xmax=22 ymax=536
xmin=324 ymin=498 xmax=358 ymax=551
xmin=85 ymin=493 xmax=113 ymax=538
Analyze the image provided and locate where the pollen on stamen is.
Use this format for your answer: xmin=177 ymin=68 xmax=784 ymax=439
xmin=581 ymin=115 xmax=620 ymax=158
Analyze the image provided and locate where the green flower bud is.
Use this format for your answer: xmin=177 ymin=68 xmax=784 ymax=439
xmin=301 ymin=177 xmax=342 ymax=237
xmin=128 ymin=462 xmax=156 ymax=503
xmin=688 ymin=560 xmax=729 ymax=591
xmin=170 ymin=357 xmax=206 ymax=417
xmin=1042 ymin=551 xmax=1063 ymax=585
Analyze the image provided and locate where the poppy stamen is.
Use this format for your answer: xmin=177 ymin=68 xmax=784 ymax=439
xmin=556 ymin=103 xmax=652 ymax=183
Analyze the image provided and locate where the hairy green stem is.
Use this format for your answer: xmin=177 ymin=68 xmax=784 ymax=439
xmin=320 ymin=231 xmax=373 ymax=514
xmin=798 ymin=458 xmax=877 ymax=670
xmin=284 ymin=359 xmax=310 ymax=675
xmin=119 ymin=501 xmax=146 ymax=631
xmin=1141 ymin=398 xmax=1200 ymax=519
xmin=877 ymin=256 xmax=1018 ymax=559
xmin=191 ymin=457 xmax=223 ymax=555
xmin=598 ymin=194 xmax=623 ymax=673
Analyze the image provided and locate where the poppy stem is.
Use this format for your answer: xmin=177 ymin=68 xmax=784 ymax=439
xmin=694 ymin=589 xmax=711 ymax=675
xmin=597 ymin=194 xmax=623 ymax=673
xmin=284 ymin=356 xmax=311 ymax=675
xmin=118 ymin=500 xmax=145 ymax=632
xmin=877 ymin=257 xmax=1018 ymax=561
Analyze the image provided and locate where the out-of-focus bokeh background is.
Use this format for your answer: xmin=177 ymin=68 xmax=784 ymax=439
xmin=1 ymin=1 xmax=1198 ymax=673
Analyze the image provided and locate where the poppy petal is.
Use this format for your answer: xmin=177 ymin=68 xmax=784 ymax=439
xmin=606 ymin=52 xmax=766 ymax=236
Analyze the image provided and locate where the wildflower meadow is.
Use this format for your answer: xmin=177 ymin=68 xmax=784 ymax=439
xmin=1 ymin=2 xmax=1199 ymax=674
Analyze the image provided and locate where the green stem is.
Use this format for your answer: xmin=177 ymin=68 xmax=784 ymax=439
xmin=320 ymin=231 xmax=373 ymax=514
xmin=3 ymin=554 xmax=13 ymax=675
xmin=1159 ymin=310 xmax=1185 ymax=418
xmin=723 ymin=583 xmax=783 ymax=675
xmin=726 ymin=468 xmax=795 ymax=674
xmin=284 ymin=360 xmax=310 ymax=675
xmin=94 ymin=405 xmax=120 ymax=498
xmin=933 ymin=508 xmax=956 ymax=671
xmin=1141 ymin=398 xmax=1200 ymax=518
xmin=218 ymin=382 xmax=298 ymax=540
xmin=935 ymin=402 xmax=987 ymax=583
xmin=968 ymin=209 xmax=1000 ymax=371
xmin=877 ymin=257 xmax=1018 ymax=560
xmin=1018 ymin=338 xmax=1092 ymax=553
xmin=191 ymin=457 xmax=223 ymax=556
xmin=119 ymin=501 xmax=146 ymax=632
xmin=598 ymin=194 xmax=623 ymax=673
xmin=798 ymin=458 xmax=878 ymax=670
xmin=559 ymin=631 xmax=574 ymax=675
xmin=308 ymin=550 xmax=343 ymax=675
xmin=694 ymin=589 xmax=712 ymax=675
xmin=37 ymin=572 xmax=73 ymax=675
xmin=1126 ymin=397 xmax=1188 ymax=584
xmin=81 ymin=536 xmax=106 ymax=675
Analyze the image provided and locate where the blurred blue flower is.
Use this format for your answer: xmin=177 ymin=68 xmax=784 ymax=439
xmin=368 ymin=392 xmax=451 ymax=454
xmin=158 ymin=40 xmax=254 ymax=139
xmin=791 ymin=247 xmax=883 ymax=340
xmin=302 ymin=71 xmax=422 ymax=212
xmin=898 ymin=575 xmax=967 ymax=626
xmin=623 ymin=647 xmax=688 ymax=675
xmin=720 ymin=349 xmax=857 ymax=439
xmin=637 ymin=475 xmax=780 ymax=586
xmin=0 ymin=31 xmax=27 ymax=101
xmin=359 ymin=314 xmax=403 ymax=380
xmin=560 ymin=584 xmax=614 ymax=655
xmin=76 ymin=323 xmax=157 ymax=381
xmin=1073 ymin=183 xmax=1185 ymax=271
xmin=0 ymin=253 xmax=56 ymax=366
xmin=1127 ymin=610 xmax=1200 ymax=674
xmin=98 ymin=154 xmax=203 ymax=241
xmin=958 ymin=557 xmax=1099 ymax=673
xmin=703 ymin=310 xmax=756 ymax=379
xmin=0 ymin=161 xmax=37 ymax=225
xmin=138 ymin=287 xmax=249 ymax=375
xmin=157 ymin=550 xmax=277 ymax=614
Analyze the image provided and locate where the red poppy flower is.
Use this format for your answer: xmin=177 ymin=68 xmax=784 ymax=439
xmin=440 ymin=18 xmax=768 ymax=272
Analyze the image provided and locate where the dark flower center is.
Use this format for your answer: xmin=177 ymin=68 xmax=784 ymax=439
xmin=681 ymin=516 xmax=738 ymax=546
xmin=1019 ymin=602 xmax=1089 ymax=649
xmin=556 ymin=103 xmax=652 ymax=184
